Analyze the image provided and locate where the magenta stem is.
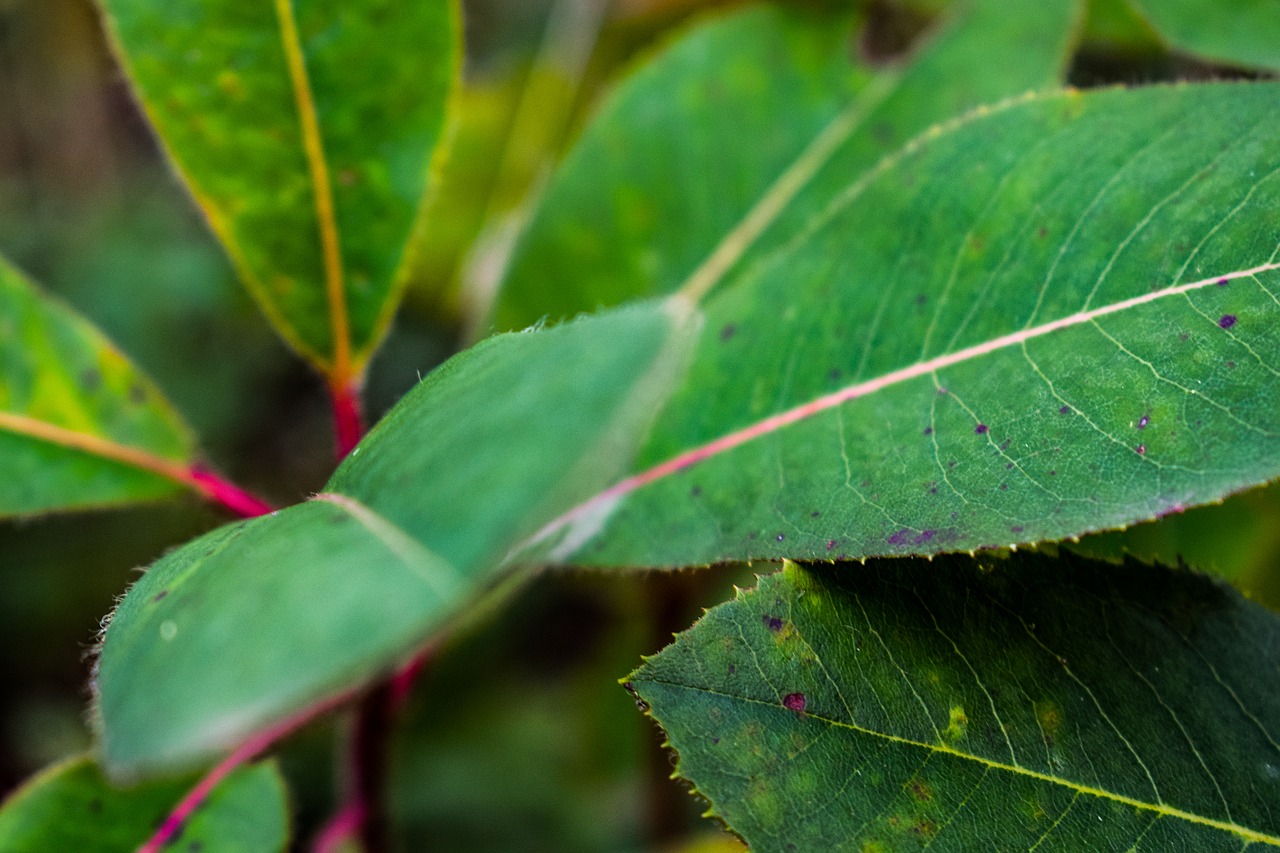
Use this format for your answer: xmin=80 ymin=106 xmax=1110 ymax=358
xmin=188 ymin=465 xmax=274 ymax=518
xmin=330 ymin=381 xmax=365 ymax=459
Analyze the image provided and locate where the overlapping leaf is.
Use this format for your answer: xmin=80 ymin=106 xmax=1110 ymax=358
xmin=97 ymin=51 xmax=1280 ymax=784
xmin=0 ymin=256 xmax=196 ymax=516
xmin=99 ymin=0 xmax=459 ymax=382
xmin=1129 ymin=0 xmax=1280 ymax=70
xmin=492 ymin=0 xmax=1081 ymax=330
xmin=96 ymin=300 xmax=699 ymax=774
xmin=0 ymin=756 xmax=287 ymax=851
xmin=628 ymin=556 xmax=1280 ymax=850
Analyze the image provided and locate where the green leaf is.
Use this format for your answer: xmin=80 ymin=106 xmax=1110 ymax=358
xmin=0 ymin=755 xmax=288 ymax=851
xmin=0 ymin=255 xmax=197 ymax=516
xmin=99 ymin=80 xmax=1280 ymax=777
xmin=628 ymin=556 xmax=1280 ymax=850
xmin=96 ymin=300 xmax=699 ymax=775
xmin=99 ymin=0 xmax=459 ymax=382
xmin=492 ymin=0 xmax=1082 ymax=330
xmin=551 ymin=81 xmax=1280 ymax=569
xmin=1128 ymin=0 xmax=1280 ymax=70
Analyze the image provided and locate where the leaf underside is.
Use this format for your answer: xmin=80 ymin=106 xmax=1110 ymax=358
xmin=0 ymin=756 xmax=288 ymax=852
xmin=629 ymin=555 xmax=1280 ymax=851
xmin=99 ymin=0 xmax=458 ymax=377
xmin=0 ymin=256 xmax=194 ymax=517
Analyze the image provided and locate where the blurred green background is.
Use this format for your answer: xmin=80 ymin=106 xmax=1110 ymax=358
xmin=0 ymin=0 xmax=1276 ymax=849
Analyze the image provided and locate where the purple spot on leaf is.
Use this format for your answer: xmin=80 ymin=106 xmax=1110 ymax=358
xmin=1219 ymin=314 xmax=1237 ymax=329
xmin=1136 ymin=444 xmax=1146 ymax=455
xmin=1059 ymin=406 xmax=1070 ymax=415
xmin=763 ymin=615 xmax=784 ymax=632
xmin=887 ymin=529 xmax=910 ymax=545
xmin=826 ymin=539 xmax=837 ymax=550
xmin=912 ymin=530 xmax=936 ymax=545
xmin=1137 ymin=415 xmax=1149 ymax=430
xmin=975 ymin=424 xmax=988 ymax=435
xmin=923 ymin=427 xmax=933 ymax=436
xmin=1217 ymin=277 xmax=1230 ymax=286
xmin=775 ymin=534 xmax=785 ymax=542
xmin=1011 ymin=525 xmax=1024 ymax=533
xmin=719 ymin=324 xmax=737 ymax=341
xmin=783 ymin=692 xmax=807 ymax=713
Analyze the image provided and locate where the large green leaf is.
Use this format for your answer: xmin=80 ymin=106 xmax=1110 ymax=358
xmin=99 ymin=0 xmax=459 ymax=382
xmin=628 ymin=556 xmax=1280 ymax=850
xmin=98 ymin=80 xmax=1280 ymax=777
xmin=1128 ymin=0 xmax=1280 ymax=70
xmin=0 ymin=755 xmax=288 ymax=851
xmin=96 ymin=300 xmax=699 ymax=775
xmin=0 ymin=256 xmax=197 ymax=516
xmin=553 ymin=80 xmax=1280 ymax=569
xmin=491 ymin=0 xmax=1082 ymax=330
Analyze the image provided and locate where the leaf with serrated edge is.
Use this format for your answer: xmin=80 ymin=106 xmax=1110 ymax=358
xmin=492 ymin=0 xmax=1082 ymax=330
xmin=0 ymin=755 xmax=288 ymax=852
xmin=0 ymin=255 xmax=197 ymax=516
xmin=1129 ymin=0 xmax=1280 ymax=70
xmin=98 ymin=0 xmax=459 ymax=383
xmin=100 ymin=80 xmax=1280 ymax=777
xmin=628 ymin=556 xmax=1280 ymax=850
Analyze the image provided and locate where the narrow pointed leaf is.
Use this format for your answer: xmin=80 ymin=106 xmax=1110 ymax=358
xmin=0 ymin=756 xmax=288 ymax=852
xmin=492 ymin=0 xmax=1081 ymax=330
xmin=628 ymin=556 xmax=1280 ymax=850
xmin=0 ymin=256 xmax=196 ymax=516
xmin=1129 ymin=0 xmax=1280 ymax=70
xmin=96 ymin=300 xmax=699 ymax=775
xmin=99 ymin=0 xmax=459 ymax=378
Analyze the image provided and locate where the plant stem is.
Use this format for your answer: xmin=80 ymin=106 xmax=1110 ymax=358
xmin=316 ymin=648 xmax=434 ymax=853
xmin=137 ymin=690 xmax=356 ymax=853
xmin=330 ymin=379 xmax=365 ymax=459
xmin=187 ymin=464 xmax=275 ymax=518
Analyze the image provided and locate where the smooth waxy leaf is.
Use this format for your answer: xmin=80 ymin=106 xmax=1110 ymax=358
xmin=0 ymin=256 xmax=196 ymax=516
xmin=0 ymin=755 xmax=288 ymax=851
xmin=96 ymin=300 xmax=698 ymax=774
xmin=99 ymin=0 xmax=458 ymax=381
xmin=492 ymin=0 xmax=1081 ymax=330
xmin=629 ymin=556 xmax=1280 ymax=850
xmin=99 ymin=80 xmax=1280 ymax=776
xmin=1129 ymin=0 xmax=1280 ymax=70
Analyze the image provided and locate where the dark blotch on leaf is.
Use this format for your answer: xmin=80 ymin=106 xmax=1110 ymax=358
xmin=782 ymin=692 xmax=806 ymax=713
xmin=719 ymin=323 xmax=737 ymax=341
xmin=922 ymin=426 xmax=933 ymax=436
xmin=151 ymin=589 xmax=168 ymax=603
xmin=775 ymin=533 xmax=785 ymax=542
xmin=1219 ymin=314 xmax=1237 ymax=329
xmin=975 ymin=424 xmax=988 ymax=434
xmin=1136 ymin=444 xmax=1147 ymax=455
xmin=1059 ymin=406 xmax=1070 ymax=414
xmin=1137 ymin=414 xmax=1149 ymax=429
xmin=887 ymin=529 xmax=909 ymax=545
xmin=763 ymin=615 xmax=784 ymax=632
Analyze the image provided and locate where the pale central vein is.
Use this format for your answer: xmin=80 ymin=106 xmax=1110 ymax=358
xmin=677 ymin=71 xmax=901 ymax=304
xmin=528 ymin=260 xmax=1280 ymax=550
xmin=644 ymin=678 xmax=1280 ymax=846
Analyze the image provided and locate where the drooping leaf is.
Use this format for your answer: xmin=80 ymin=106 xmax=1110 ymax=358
xmin=0 ymin=255 xmax=197 ymax=516
xmin=0 ymin=755 xmax=288 ymax=852
xmin=96 ymin=299 xmax=699 ymax=775
xmin=491 ymin=0 xmax=1082 ymax=330
xmin=628 ymin=556 xmax=1280 ymax=850
xmin=98 ymin=0 xmax=459 ymax=382
xmin=99 ymin=79 xmax=1280 ymax=777
xmin=1128 ymin=0 xmax=1280 ymax=70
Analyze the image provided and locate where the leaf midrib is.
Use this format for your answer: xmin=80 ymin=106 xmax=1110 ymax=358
xmin=273 ymin=0 xmax=351 ymax=385
xmin=529 ymin=258 xmax=1280 ymax=552
xmin=640 ymin=677 xmax=1280 ymax=846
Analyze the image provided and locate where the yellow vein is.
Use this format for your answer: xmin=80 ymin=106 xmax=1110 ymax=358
xmin=0 ymin=411 xmax=194 ymax=487
xmin=676 ymin=71 xmax=901 ymax=304
xmin=645 ymin=679 xmax=1280 ymax=846
xmin=274 ymin=0 xmax=351 ymax=386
